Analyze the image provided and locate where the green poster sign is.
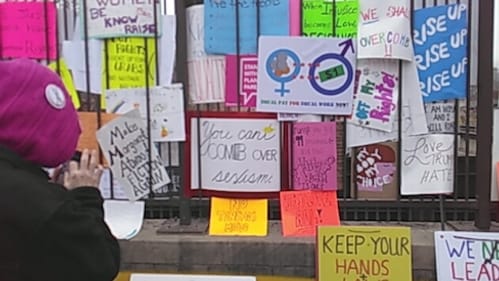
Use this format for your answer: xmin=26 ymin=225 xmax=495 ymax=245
xmin=302 ymin=0 xmax=359 ymax=38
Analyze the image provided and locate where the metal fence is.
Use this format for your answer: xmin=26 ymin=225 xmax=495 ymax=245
xmin=1 ymin=0 xmax=496 ymax=229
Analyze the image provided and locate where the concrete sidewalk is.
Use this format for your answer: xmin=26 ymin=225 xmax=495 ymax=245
xmin=119 ymin=220 xmax=498 ymax=281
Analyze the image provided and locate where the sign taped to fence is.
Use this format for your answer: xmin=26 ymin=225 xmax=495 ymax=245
xmin=280 ymin=190 xmax=339 ymax=237
xmin=256 ymin=36 xmax=356 ymax=115
xmin=189 ymin=114 xmax=281 ymax=193
xmin=82 ymin=0 xmax=161 ymax=38
xmin=349 ymin=59 xmax=399 ymax=132
xmin=413 ymin=4 xmax=468 ymax=102
xmin=401 ymin=134 xmax=454 ymax=195
xmin=357 ymin=0 xmax=414 ymax=60
xmin=209 ymin=197 xmax=268 ymax=236
xmin=105 ymin=85 xmax=186 ymax=142
xmin=96 ymin=110 xmax=171 ymax=201
xmin=293 ymin=122 xmax=337 ymax=190
xmin=425 ymin=101 xmax=455 ymax=134
xmin=434 ymin=231 xmax=499 ymax=281
xmin=225 ymin=55 xmax=258 ymax=108
xmin=318 ymin=225 xmax=412 ymax=281
xmin=0 ymin=1 xmax=57 ymax=59
xmin=301 ymin=0 xmax=358 ymax=38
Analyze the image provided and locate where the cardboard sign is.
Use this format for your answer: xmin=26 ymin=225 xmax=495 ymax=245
xmin=280 ymin=190 xmax=340 ymax=237
xmin=77 ymin=112 xmax=118 ymax=152
xmin=302 ymin=0 xmax=358 ymax=38
xmin=435 ymin=231 xmax=499 ymax=281
xmin=293 ymin=122 xmax=337 ymax=190
xmin=209 ymin=197 xmax=268 ymax=236
xmin=318 ymin=225 xmax=412 ymax=281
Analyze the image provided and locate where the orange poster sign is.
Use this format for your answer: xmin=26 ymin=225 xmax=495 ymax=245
xmin=78 ymin=112 xmax=118 ymax=152
xmin=280 ymin=190 xmax=340 ymax=237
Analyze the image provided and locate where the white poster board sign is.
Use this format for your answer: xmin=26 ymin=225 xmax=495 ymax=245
xmin=357 ymin=0 xmax=414 ymax=60
xmin=401 ymin=134 xmax=454 ymax=195
xmin=83 ymin=0 xmax=161 ymax=38
xmin=131 ymin=274 xmax=256 ymax=281
xmin=97 ymin=110 xmax=171 ymax=201
xmin=435 ymin=231 xmax=499 ymax=281
xmin=256 ymin=36 xmax=356 ymax=115
xmin=190 ymin=117 xmax=281 ymax=193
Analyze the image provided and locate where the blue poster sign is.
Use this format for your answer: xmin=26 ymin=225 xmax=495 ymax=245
xmin=413 ymin=4 xmax=468 ymax=102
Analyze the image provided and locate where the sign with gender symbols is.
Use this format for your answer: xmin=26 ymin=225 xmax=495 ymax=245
xmin=256 ymin=36 xmax=357 ymax=115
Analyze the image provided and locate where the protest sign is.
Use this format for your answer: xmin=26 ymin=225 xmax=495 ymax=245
xmin=77 ymin=112 xmax=118 ymax=153
xmin=425 ymin=101 xmax=455 ymax=134
xmin=401 ymin=134 xmax=454 ymax=195
xmin=96 ymin=110 xmax=171 ymax=201
xmin=349 ymin=59 xmax=399 ymax=132
xmin=357 ymin=0 xmax=414 ymax=60
xmin=257 ymin=36 xmax=356 ymax=115
xmin=293 ymin=122 xmax=337 ymax=190
xmin=189 ymin=114 xmax=281 ymax=193
xmin=414 ymin=4 xmax=468 ymax=102
xmin=435 ymin=231 xmax=499 ymax=281
xmin=318 ymin=225 xmax=412 ymax=281
xmin=83 ymin=0 xmax=161 ymax=38
xmin=225 ymin=55 xmax=258 ymax=107
xmin=301 ymin=0 xmax=358 ymax=38
xmin=280 ymin=190 xmax=339 ymax=237
xmin=0 ymin=1 xmax=57 ymax=59
xmin=209 ymin=197 xmax=267 ymax=236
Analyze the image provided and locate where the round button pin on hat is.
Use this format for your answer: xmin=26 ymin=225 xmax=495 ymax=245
xmin=45 ymin=84 xmax=66 ymax=110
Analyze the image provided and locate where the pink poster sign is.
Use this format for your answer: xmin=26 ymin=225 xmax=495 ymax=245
xmin=293 ymin=122 xmax=337 ymax=190
xmin=0 ymin=1 xmax=57 ymax=59
xmin=225 ymin=55 xmax=258 ymax=107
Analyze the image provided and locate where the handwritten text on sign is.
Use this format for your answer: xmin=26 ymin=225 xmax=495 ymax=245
xmin=0 ymin=2 xmax=57 ymax=59
xmin=414 ymin=4 xmax=468 ymax=102
xmin=350 ymin=59 xmax=399 ymax=132
xmin=435 ymin=231 xmax=499 ymax=281
xmin=293 ymin=122 xmax=337 ymax=190
xmin=318 ymin=226 xmax=412 ymax=281
xmin=96 ymin=112 xmax=170 ymax=201
xmin=401 ymin=134 xmax=454 ymax=195
xmin=280 ymin=190 xmax=339 ymax=237
xmin=425 ymin=101 xmax=455 ymax=134
xmin=209 ymin=197 xmax=268 ymax=236
xmin=225 ymin=55 xmax=258 ymax=107
xmin=84 ymin=0 xmax=160 ymax=38
xmin=301 ymin=0 xmax=358 ymax=38
xmin=190 ymin=117 xmax=281 ymax=193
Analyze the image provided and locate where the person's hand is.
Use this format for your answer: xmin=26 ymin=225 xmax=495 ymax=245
xmin=64 ymin=149 xmax=104 ymax=190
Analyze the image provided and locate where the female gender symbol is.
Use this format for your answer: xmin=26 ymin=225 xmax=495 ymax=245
xmin=265 ymin=49 xmax=301 ymax=97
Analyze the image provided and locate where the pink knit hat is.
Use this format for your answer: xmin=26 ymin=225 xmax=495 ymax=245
xmin=0 ymin=59 xmax=81 ymax=168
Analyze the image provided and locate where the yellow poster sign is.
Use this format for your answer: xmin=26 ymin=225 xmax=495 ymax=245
xmin=209 ymin=197 xmax=268 ymax=236
xmin=47 ymin=59 xmax=80 ymax=109
xmin=318 ymin=226 xmax=412 ymax=281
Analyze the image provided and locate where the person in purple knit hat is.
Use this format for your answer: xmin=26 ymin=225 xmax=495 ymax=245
xmin=0 ymin=59 xmax=120 ymax=281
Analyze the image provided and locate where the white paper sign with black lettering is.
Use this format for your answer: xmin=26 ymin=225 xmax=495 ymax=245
xmin=83 ymin=0 xmax=161 ymax=38
xmin=97 ymin=110 xmax=171 ymax=201
xmin=357 ymin=0 xmax=414 ymax=60
xmin=434 ymin=231 xmax=499 ymax=281
xmin=349 ymin=59 xmax=399 ymax=132
xmin=425 ymin=101 xmax=455 ymax=134
xmin=190 ymin=117 xmax=281 ymax=193
xmin=401 ymin=134 xmax=454 ymax=195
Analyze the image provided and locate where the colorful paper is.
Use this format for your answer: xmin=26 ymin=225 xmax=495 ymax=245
xmin=83 ymin=0 xmax=161 ymax=38
xmin=209 ymin=197 xmax=268 ymax=236
xmin=190 ymin=117 xmax=281 ymax=193
xmin=48 ymin=60 xmax=81 ymax=109
xmin=225 ymin=55 xmax=258 ymax=107
xmin=357 ymin=0 xmax=414 ymax=60
xmin=354 ymin=143 xmax=397 ymax=194
xmin=349 ymin=59 xmax=399 ymax=132
xmin=204 ymin=0 xmax=290 ymax=54
xmin=293 ymin=122 xmax=337 ymax=190
xmin=105 ymin=85 xmax=186 ymax=142
xmin=257 ymin=36 xmax=356 ymax=115
xmin=401 ymin=134 xmax=454 ymax=195
xmin=186 ymin=5 xmax=225 ymax=104
xmin=434 ymin=231 xmax=499 ymax=281
xmin=318 ymin=226 xmax=412 ymax=281
xmin=0 ymin=1 xmax=57 ymax=59
xmin=280 ymin=190 xmax=340 ymax=237
xmin=414 ymin=4 xmax=468 ymax=102
xmin=302 ymin=0 xmax=358 ymax=38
